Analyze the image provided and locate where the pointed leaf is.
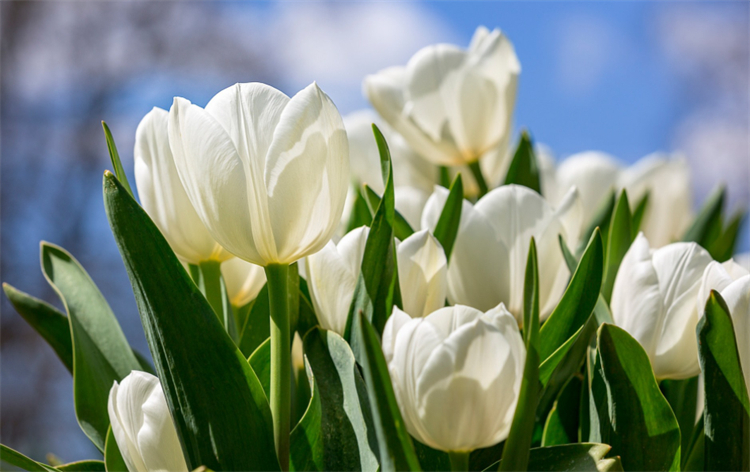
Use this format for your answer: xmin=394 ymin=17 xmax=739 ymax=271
xmin=363 ymin=185 xmax=415 ymax=241
xmin=0 ymin=444 xmax=59 ymax=472
xmin=102 ymin=122 xmax=134 ymax=199
xmin=601 ymin=191 xmax=632 ymax=303
xmin=504 ymin=131 xmax=541 ymax=193
xmin=682 ymin=185 xmax=725 ymax=247
xmin=432 ymin=174 xmax=464 ymax=261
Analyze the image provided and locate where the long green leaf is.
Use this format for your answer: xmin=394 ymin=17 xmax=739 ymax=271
xmin=40 ymin=242 xmax=141 ymax=451
xmin=591 ymin=324 xmax=680 ymax=471
xmin=3 ymin=283 xmax=73 ymax=373
xmin=660 ymin=376 xmax=698 ymax=463
xmin=697 ymin=291 xmax=750 ymax=471
xmin=432 ymin=174 xmax=464 ymax=261
xmin=363 ymin=184 xmax=415 ymax=241
xmin=682 ymin=185 xmax=725 ymax=247
xmin=352 ymin=312 xmax=421 ymax=472
xmin=709 ymin=209 xmax=745 ymax=261
xmin=347 ymin=186 xmax=376 ymax=234
xmin=601 ymin=191 xmax=632 ymax=302
xmin=629 ymin=192 xmax=649 ymax=239
xmin=500 ymin=239 xmax=541 ymax=471
xmin=103 ymin=171 xmax=278 ymax=471
xmin=249 ymin=338 xmax=272 ymax=400
xmin=504 ymin=131 xmax=541 ymax=193
xmin=0 ymin=444 xmax=59 ymax=472
xmin=488 ymin=443 xmax=621 ymax=472
xmin=57 ymin=461 xmax=105 ymax=472
xmin=101 ymin=122 xmax=134 ymax=199
xmin=577 ymin=191 xmax=615 ymax=257
xmin=239 ymin=284 xmax=271 ymax=358
xmin=542 ymin=377 xmax=582 ymax=446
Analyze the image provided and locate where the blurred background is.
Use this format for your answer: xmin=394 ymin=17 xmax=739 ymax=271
xmin=1 ymin=1 xmax=748 ymax=461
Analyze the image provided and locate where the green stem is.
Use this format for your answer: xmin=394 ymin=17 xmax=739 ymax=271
xmin=468 ymin=160 xmax=488 ymax=198
xmin=449 ymin=451 xmax=471 ymax=471
xmin=198 ymin=261 xmax=224 ymax=325
xmin=266 ymin=263 xmax=290 ymax=471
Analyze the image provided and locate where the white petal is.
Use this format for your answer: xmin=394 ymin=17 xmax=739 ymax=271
xmin=382 ymin=307 xmax=412 ymax=364
xmin=135 ymin=108 xmax=230 ymax=264
xmin=395 ymin=186 xmax=430 ymax=231
xmin=555 ymin=152 xmax=621 ymax=229
xmin=222 ymin=258 xmax=267 ymax=307
xmin=265 ymin=83 xmax=350 ymax=263
xmin=305 ymin=243 xmax=357 ymax=336
xmin=337 ymin=226 xmax=370 ymax=278
xmin=168 ymin=97 xmax=262 ymax=264
xmin=554 ymin=186 xmax=584 ymax=250
xmin=722 ymin=275 xmax=750 ymax=392
xmin=397 ymin=230 xmax=448 ymax=318
xmin=697 ymin=260 xmax=747 ymax=315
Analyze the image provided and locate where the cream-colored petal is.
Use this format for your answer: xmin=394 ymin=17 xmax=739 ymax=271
xmin=222 ymin=258 xmax=267 ymax=307
xmin=555 ymin=152 xmax=621 ymax=229
xmin=397 ymin=230 xmax=448 ymax=318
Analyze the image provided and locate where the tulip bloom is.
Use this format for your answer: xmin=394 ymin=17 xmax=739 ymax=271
xmin=698 ymin=260 xmax=750 ymax=390
xmin=108 ymin=371 xmax=188 ymax=472
xmin=222 ymin=257 xmax=267 ymax=308
xmin=422 ymin=184 xmax=582 ymax=322
xmin=305 ymin=227 xmax=447 ymax=334
xmin=611 ymin=234 xmax=713 ymax=380
xmin=382 ymin=304 xmax=525 ymax=452
xmin=168 ymin=82 xmax=349 ymax=267
xmin=364 ymin=26 xmax=519 ymax=170
xmin=134 ymin=107 xmax=231 ymax=264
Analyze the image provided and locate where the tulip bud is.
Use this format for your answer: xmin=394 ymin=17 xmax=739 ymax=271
xmin=382 ymin=304 xmax=525 ymax=452
xmin=698 ymin=259 xmax=750 ymax=390
xmin=611 ymin=234 xmax=713 ymax=380
xmin=221 ymin=257 xmax=266 ymax=307
xmin=364 ymin=26 xmax=519 ymax=168
xmin=134 ymin=107 xmax=231 ymax=264
xmin=305 ymin=227 xmax=447 ymax=335
xmin=108 ymin=371 xmax=188 ymax=472
xmin=168 ymin=82 xmax=349 ymax=266
xmin=422 ymin=184 xmax=582 ymax=322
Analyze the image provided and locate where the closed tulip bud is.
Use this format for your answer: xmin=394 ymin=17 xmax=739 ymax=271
xmin=382 ymin=304 xmax=525 ymax=452
xmin=422 ymin=184 xmax=582 ymax=322
xmin=698 ymin=259 xmax=750 ymax=390
xmin=169 ymin=82 xmax=349 ymax=266
xmin=364 ymin=26 xmax=519 ymax=168
xmin=108 ymin=371 xmax=188 ymax=472
xmin=611 ymin=234 xmax=713 ymax=380
xmin=134 ymin=107 xmax=231 ymax=264
xmin=221 ymin=257 xmax=266 ymax=307
xmin=305 ymin=227 xmax=447 ymax=335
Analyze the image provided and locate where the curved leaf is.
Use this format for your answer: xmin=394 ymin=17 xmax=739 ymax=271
xmin=57 ymin=461 xmax=105 ymax=472
xmin=504 ymin=131 xmax=540 ymax=193
xmin=249 ymin=338 xmax=272 ymax=400
xmin=432 ymin=174 xmax=463 ymax=261
xmin=0 ymin=445 xmax=59 ymax=472
xmin=487 ymin=443 xmax=620 ymax=472
xmin=104 ymin=427 xmax=127 ymax=472
xmin=601 ymin=191 xmax=631 ymax=303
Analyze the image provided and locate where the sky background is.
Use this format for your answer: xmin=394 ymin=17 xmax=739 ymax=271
xmin=2 ymin=0 xmax=749 ymax=463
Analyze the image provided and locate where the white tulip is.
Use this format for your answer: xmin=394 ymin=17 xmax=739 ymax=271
xmin=698 ymin=259 xmax=750 ymax=390
xmin=364 ymin=26 xmax=519 ymax=168
xmin=422 ymin=184 xmax=582 ymax=322
xmin=168 ymin=82 xmax=349 ymax=266
xmin=305 ymin=227 xmax=447 ymax=335
xmin=221 ymin=257 xmax=266 ymax=307
xmin=611 ymin=234 xmax=713 ymax=380
xmin=394 ymin=186 xmax=430 ymax=231
xmin=108 ymin=371 xmax=188 ymax=472
xmin=134 ymin=107 xmax=231 ymax=264
xmin=382 ymin=304 xmax=525 ymax=452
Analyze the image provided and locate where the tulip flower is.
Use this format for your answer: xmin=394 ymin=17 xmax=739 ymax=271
xmin=222 ymin=257 xmax=266 ymax=308
xmin=134 ymin=107 xmax=231 ymax=264
xmin=611 ymin=234 xmax=713 ymax=380
xmin=108 ymin=371 xmax=188 ymax=472
xmin=364 ymin=26 xmax=519 ymax=193
xmin=422 ymin=184 xmax=582 ymax=322
xmin=382 ymin=304 xmax=525 ymax=454
xmin=169 ymin=82 xmax=348 ymax=470
xmin=698 ymin=259 xmax=750 ymax=390
xmin=305 ymin=227 xmax=447 ymax=335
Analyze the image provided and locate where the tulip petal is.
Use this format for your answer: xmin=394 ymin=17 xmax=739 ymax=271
xmin=555 ymin=152 xmax=621 ymax=227
xmin=382 ymin=307 xmax=412 ymax=364
xmin=265 ymin=83 xmax=350 ymax=263
xmin=397 ymin=230 xmax=448 ymax=318
xmin=395 ymin=186 xmax=429 ymax=231
xmin=722 ymin=275 xmax=750 ymax=391
xmin=222 ymin=258 xmax=267 ymax=307
xmin=168 ymin=97 xmax=262 ymax=264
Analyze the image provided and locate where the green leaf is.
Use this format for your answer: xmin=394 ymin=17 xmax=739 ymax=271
xmin=57 ymin=461 xmax=105 ymax=472
xmin=104 ymin=427 xmax=127 ymax=472
xmin=351 ymin=312 xmax=421 ymax=472
xmin=500 ymin=239 xmax=541 ymax=471
xmin=660 ymin=376 xmax=698 ymax=464
xmin=487 ymin=443 xmax=621 ymax=472
xmin=3 ymin=283 xmax=73 ymax=373
xmin=297 ymin=278 xmax=319 ymax=338
xmin=40 ymin=242 xmax=141 ymax=451
xmin=697 ymin=291 xmax=750 ymax=471
xmin=682 ymin=416 xmax=704 ymax=472
xmin=289 ymin=363 xmax=323 ymax=472
xmin=558 ymin=235 xmax=578 ymax=273
xmin=363 ymin=184 xmax=415 ymax=241
xmin=432 ymin=174 xmax=464 ymax=261
xmin=542 ymin=377 xmax=582 ymax=446
xmin=103 ymin=171 xmax=279 ymax=471
xmin=629 ymin=192 xmax=649 ymax=239
xmin=0 ymin=444 xmax=59 ymax=472
xmin=239 ymin=284 xmax=271 ymax=358
xmin=101 ymin=122 xmax=134 ymax=199
xmin=601 ymin=191 xmax=632 ymax=303
xmin=591 ymin=324 xmax=680 ymax=471
xmin=503 ymin=131 xmax=541 ymax=193
xmin=682 ymin=185 xmax=725 ymax=247
xmin=540 ymin=229 xmax=603 ymax=361
xmin=438 ymin=166 xmax=451 ymax=189
xmin=577 ymin=191 xmax=616 ymax=257
xmin=347 ymin=186 xmax=375 ymax=234
xmin=709 ymin=208 xmax=745 ymax=261
xmin=249 ymin=338 xmax=272 ymax=400
xmin=290 ymin=328 xmax=379 ymax=471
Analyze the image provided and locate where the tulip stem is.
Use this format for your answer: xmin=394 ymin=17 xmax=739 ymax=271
xmin=449 ymin=451 xmax=470 ymax=471
xmin=266 ymin=263 xmax=291 ymax=471
xmin=198 ymin=261 xmax=228 ymax=328
xmin=468 ymin=160 xmax=488 ymax=198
